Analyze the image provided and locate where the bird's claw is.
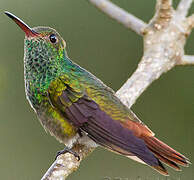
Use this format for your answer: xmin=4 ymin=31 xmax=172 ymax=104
xmin=55 ymin=147 xmax=80 ymax=161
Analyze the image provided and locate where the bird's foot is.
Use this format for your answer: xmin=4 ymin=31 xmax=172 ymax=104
xmin=77 ymin=129 xmax=83 ymax=137
xmin=55 ymin=146 xmax=80 ymax=161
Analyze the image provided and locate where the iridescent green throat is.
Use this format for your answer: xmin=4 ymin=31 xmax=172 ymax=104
xmin=24 ymin=38 xmax=71 ymax=106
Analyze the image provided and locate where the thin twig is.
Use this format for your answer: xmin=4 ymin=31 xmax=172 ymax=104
xmin=177 ymin=0 xmax=193 ymax=18
xmin=178 ymin=55 xmax=194 ymax=65
xmin=88 ymin=0 xmax=147 ymax=35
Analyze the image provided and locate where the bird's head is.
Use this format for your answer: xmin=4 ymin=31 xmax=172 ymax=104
xmin=5 ymin=11 xmax=69 ymax=91
xmin=5 ymin=11 xmax=66 ymax=59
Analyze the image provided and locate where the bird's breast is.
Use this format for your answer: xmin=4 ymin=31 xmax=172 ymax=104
xmin=25 ymin=80 xmax=77 ymax=146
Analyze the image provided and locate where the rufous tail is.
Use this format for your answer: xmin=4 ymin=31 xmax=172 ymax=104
xmin=143 ymin=136 xmax=190 ymax=175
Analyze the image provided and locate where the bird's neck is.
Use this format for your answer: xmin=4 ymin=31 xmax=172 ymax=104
xmin=24 ymin=40 xmax=78 ymax=106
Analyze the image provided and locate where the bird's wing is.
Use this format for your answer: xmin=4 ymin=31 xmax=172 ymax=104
xmin=48 ymin=78 xmax=160 ymax=167
xmin=48 ymin=77 xmax=189 ymax=175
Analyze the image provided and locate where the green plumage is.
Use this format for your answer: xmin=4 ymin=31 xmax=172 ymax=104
xmin=24 ymin=27 xmax=136 ymax=145
xmin=6 ymin=11 xmax=190 ymax=175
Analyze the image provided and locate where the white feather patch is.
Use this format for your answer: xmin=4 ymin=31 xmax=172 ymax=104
xmin=127 ymin=155 xmax=146 ymax=164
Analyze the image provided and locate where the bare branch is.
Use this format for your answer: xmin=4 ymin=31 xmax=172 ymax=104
xmin=184 ymin=14 xmax=194 ymax=34
xmin=157 ymin=0 xmax=173 ymax=16
xmin=41 ymin=145 xmax=94 ymax=180
xmin=178 ymin=55 xmax=194 ymax=65
xmin=116 ymin=0 xmax=184 ymax=107
xmin=116 ymin=57 xmax=175 ymax=108
xmin=177 ymin=0 xmax=193 ymax=18
xmin=149 ymin=0 xmax=173 ymax=29
xmin=88 ymin=0 xmax=147 ymax=35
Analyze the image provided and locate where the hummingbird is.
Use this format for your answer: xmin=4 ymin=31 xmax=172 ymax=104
xmin=5 ymin=11 xmax=190 ymax=176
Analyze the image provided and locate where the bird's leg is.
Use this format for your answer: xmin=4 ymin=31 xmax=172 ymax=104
xmin=55 ymin=146 xmax=80 ymax=161
xmin=77 ymin=128 xmax=83 ymax=137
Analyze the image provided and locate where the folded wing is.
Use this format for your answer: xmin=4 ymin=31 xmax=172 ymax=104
xmin=48 ymin=84 xmax=167 ymax=174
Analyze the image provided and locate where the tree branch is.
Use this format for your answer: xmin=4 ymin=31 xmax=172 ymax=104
xmin=41 ymin=0 xmax=194 ymax=179
xmin=177 ymin=0 xmax=193 ymax=18
xmin=117 ymin=0 xmax=180 ymax=107
xmin=178 ymin=55 xmax=194 ymax=65
xmin=88 ymin=0 xmax=147 ymax=35
xmin=184 ymin=14 xmax=194 ymax=34
xmin=41 ymin=145 xmax=94 ymax=180
xmin=151 ymin=0 xmax=173 ymax=27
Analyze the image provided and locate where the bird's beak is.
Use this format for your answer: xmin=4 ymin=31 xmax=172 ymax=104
xmin=5 ymin=11 xmax=39 ymax=37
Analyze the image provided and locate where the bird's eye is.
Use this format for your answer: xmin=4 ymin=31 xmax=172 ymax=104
xmin=49 ymin=34 xmax=57 ymax=43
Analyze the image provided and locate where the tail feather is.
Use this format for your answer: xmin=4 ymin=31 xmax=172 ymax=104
xmin=143 ymin=136 xmax=190 ymax=172
xmin=152 ymin=160 xmax=169 ymax=176
xmin=145 ymin=136 xmax=188 ymax=162
xmin=145 ymin=138 xmax=188 ymax=166
xmin=151 ymin=149 xmax=181 ymax=171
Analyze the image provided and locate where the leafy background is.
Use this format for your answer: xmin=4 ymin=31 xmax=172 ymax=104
xmin=0 ymin=0 xmax=193 ymax=179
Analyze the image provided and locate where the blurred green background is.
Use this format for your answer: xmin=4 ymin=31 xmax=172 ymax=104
xmin=0 ymin=0 xmax=193 ymax=179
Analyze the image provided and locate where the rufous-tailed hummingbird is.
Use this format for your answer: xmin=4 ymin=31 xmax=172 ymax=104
xmin=5 ymin=11 xmax=190 ymax=176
